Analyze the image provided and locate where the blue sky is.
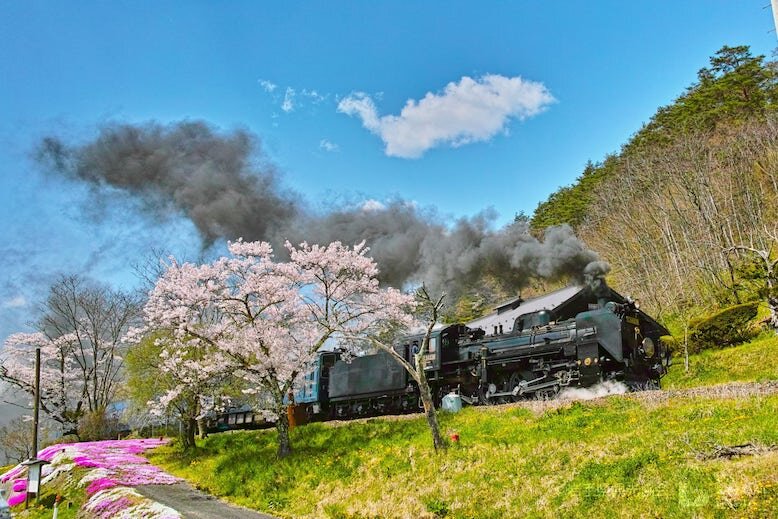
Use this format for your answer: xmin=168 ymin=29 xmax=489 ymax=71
xmin=0 ymin=1 xmax=776 ymax=342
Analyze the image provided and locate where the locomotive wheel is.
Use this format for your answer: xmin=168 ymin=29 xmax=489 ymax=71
xmin=508 ymin=370 xmax=536 ymax=402
xmin=477 ymin=384 xmax=490 ymax=405
xmin=534 ymin=385 xmax=560 ymax=401
xmin=508 ymin=372 xmax=524 ymax=402
xmin=478 ymin=383 xmax=498 ymax=405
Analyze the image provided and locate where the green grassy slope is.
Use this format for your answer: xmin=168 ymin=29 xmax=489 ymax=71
xmin=663 ymin=334 xmax=778 ymax=389
xmin=150 ymin=390 xmax=778 ymax=518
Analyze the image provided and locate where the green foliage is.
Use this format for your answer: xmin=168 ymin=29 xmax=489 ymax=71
xmin=149 ymin=389 xmax=778 ymax=518
xmin=663 ymin=333 xmax=778 ymax=389
xmin=125 ymin=330 xmax=170 ymax=411
xmin=659 ymin=334 xmax=680 ymax=355
xmin=530 ymin=158 xmax=615 ymax=230
xmin=530 ymin=45 xmax=778 ymax=233
xmin=423 ymin=498 xmax=450 ymax=517
xmin=7 ymin=468 xmax=88 ymax=519
xmin=628 ymin=46 xmax=778 ymax=152
xmin=444 ymin=291 xmax=489 ymax=323
xmin=77 ymin=409 xmax=120 ymax=441
xmin=688 ymin=302 xmax=760 ymax=353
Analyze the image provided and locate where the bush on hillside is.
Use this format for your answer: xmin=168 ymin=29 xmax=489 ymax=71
xmin=659 ymin=335 xmax=680 ymax=355
xmin=78 ymin=409 xmax=121 ymax=441
xmin=687 ymin=302 xmax=759 ymax=353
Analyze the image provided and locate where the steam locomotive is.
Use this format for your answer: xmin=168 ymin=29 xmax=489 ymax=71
xmin=207 ymin=285 xmax=670 ymax=430
xmin=289 ymin=285 xmax=670 ymax=420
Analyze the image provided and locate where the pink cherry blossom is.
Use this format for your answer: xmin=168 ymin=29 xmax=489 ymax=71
xmin=143 ymin=239 xmax=418 ymax=456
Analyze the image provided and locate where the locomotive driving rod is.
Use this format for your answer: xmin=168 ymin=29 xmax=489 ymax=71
xmin=482 ymin=373 xmax=568 ymax=399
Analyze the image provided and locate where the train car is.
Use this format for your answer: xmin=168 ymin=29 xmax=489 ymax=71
xmin=205 ymin=404 xmax=273 ymax=433
xmin=327 ymin=347 xmax=417 ymax=418
xmin=293 ymin=347 xmax=419 ymax=420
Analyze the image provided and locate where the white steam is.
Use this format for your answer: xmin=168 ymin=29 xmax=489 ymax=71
xmin=557 ymin=380 xmax=629 ymax=401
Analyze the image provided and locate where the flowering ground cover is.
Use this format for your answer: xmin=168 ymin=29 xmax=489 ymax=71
xmin=0 ymin=438 xmax=181 ymax=518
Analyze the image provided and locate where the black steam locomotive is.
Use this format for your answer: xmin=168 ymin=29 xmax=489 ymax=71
xmin=289 ymin=286 xmax=670 ymax=420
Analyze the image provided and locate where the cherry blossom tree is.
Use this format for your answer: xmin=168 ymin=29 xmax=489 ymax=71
xmin=125 ymin=331 xmax=235 ymax=449
xmin=0 ymin=332 xmax=81 ymax=435
xmin=1 ymin=276 xmax=143 ymax=438
xmin=143 ymin=239 xmax=416 ymax=457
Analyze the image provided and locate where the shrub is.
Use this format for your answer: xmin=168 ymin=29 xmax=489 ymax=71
xmin=659 ymin=335 xmax=680 ymax=355
xmin=687 ymin=302 xmax=759 ymax=353
xmin=78 ymin=409 xmax=121 ymax=441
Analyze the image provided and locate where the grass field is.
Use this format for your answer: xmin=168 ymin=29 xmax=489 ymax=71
xmin=8 ymin=336 xmax=777 ymax=518
xmin=149 ymin=389 xmax=778 ymax=518
xmin=663 ymin=334 xmax=778 ymax=389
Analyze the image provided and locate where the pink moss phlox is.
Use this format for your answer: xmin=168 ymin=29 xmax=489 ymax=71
xmin=7 ymin=493 xmax=26 ymax=507
xmin=37 ymin=444 xmax=67 ymax=461
xmin=73 ymin=455 xmax=108 ymax=468
xmin=88 ymin=495 xmax=134 ymax=518
xmin=86 ymin=477 xmax=119 ymax=494
xmin=0 ymin=464 xmax=24 ymax=483
xmin=3 ymin=438 xmax=179 ymax=515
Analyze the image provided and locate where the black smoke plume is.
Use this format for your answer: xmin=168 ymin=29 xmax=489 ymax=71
xmin=37 ymin=121 xmax=298 ymax=245
xmin=37 ymin=120 xmax=608 ymax=302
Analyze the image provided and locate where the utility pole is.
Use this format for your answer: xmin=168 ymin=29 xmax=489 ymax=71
xmin=25 ymin=346 xmax=43 ymax=509
xmin=32 ymin=346 xmax=41 ymax=458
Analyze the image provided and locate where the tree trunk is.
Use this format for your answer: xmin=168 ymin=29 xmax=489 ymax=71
xmin=197 ymin=417 xmax=208 ymax=440
xmin=275 ymin=410 xmax=292 ymax=458
xmin=181 ymin=418 xmax=197 ymax=450
xmin=413 ymin=286 xmax=448 ymax=452
xmin=418 ymin=381 xmax=445 ymax=451
xmin=415 ymin=341 xmax=446 ymax=451
xmin=768 ymin=295 xmax=778 ymax=332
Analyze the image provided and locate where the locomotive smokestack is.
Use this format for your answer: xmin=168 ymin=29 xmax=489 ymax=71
xmin=584 ymin=261 xmax=611 ymax=308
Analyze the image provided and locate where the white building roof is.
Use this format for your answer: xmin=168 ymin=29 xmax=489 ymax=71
xmin=466 ymin=285 xmax=582 ymax=336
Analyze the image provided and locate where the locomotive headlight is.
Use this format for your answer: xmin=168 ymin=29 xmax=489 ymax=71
xmin=642 ymin=337 xmax=655 ymax=357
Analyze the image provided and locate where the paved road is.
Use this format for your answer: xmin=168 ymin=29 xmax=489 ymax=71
xmin=136 ymin=482 xmax=278 ymax=519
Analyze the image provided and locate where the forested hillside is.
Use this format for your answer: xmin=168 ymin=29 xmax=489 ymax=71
xmin=531 ymin=45 xmax=778 ymax=321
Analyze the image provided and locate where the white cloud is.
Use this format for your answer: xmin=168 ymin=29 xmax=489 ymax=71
xmin=302 ymin=89 xmax=326 ymax=103
xmin=360 ymin=199 xmax=386 ymax=212
xmin=281 ymin=87 xmax=296 ymax=112
xmin=337 ymin=74 xmax=555 ymax=158
xmin=258 ymin=79 xmax=277 ymax=93
xmin=3 ymin=295 xmax=27 ymax=308
xmin=261 ymin=83 xmax=329 ymax=114
xmin=319 ymin=139 xmax=339 ymax=152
